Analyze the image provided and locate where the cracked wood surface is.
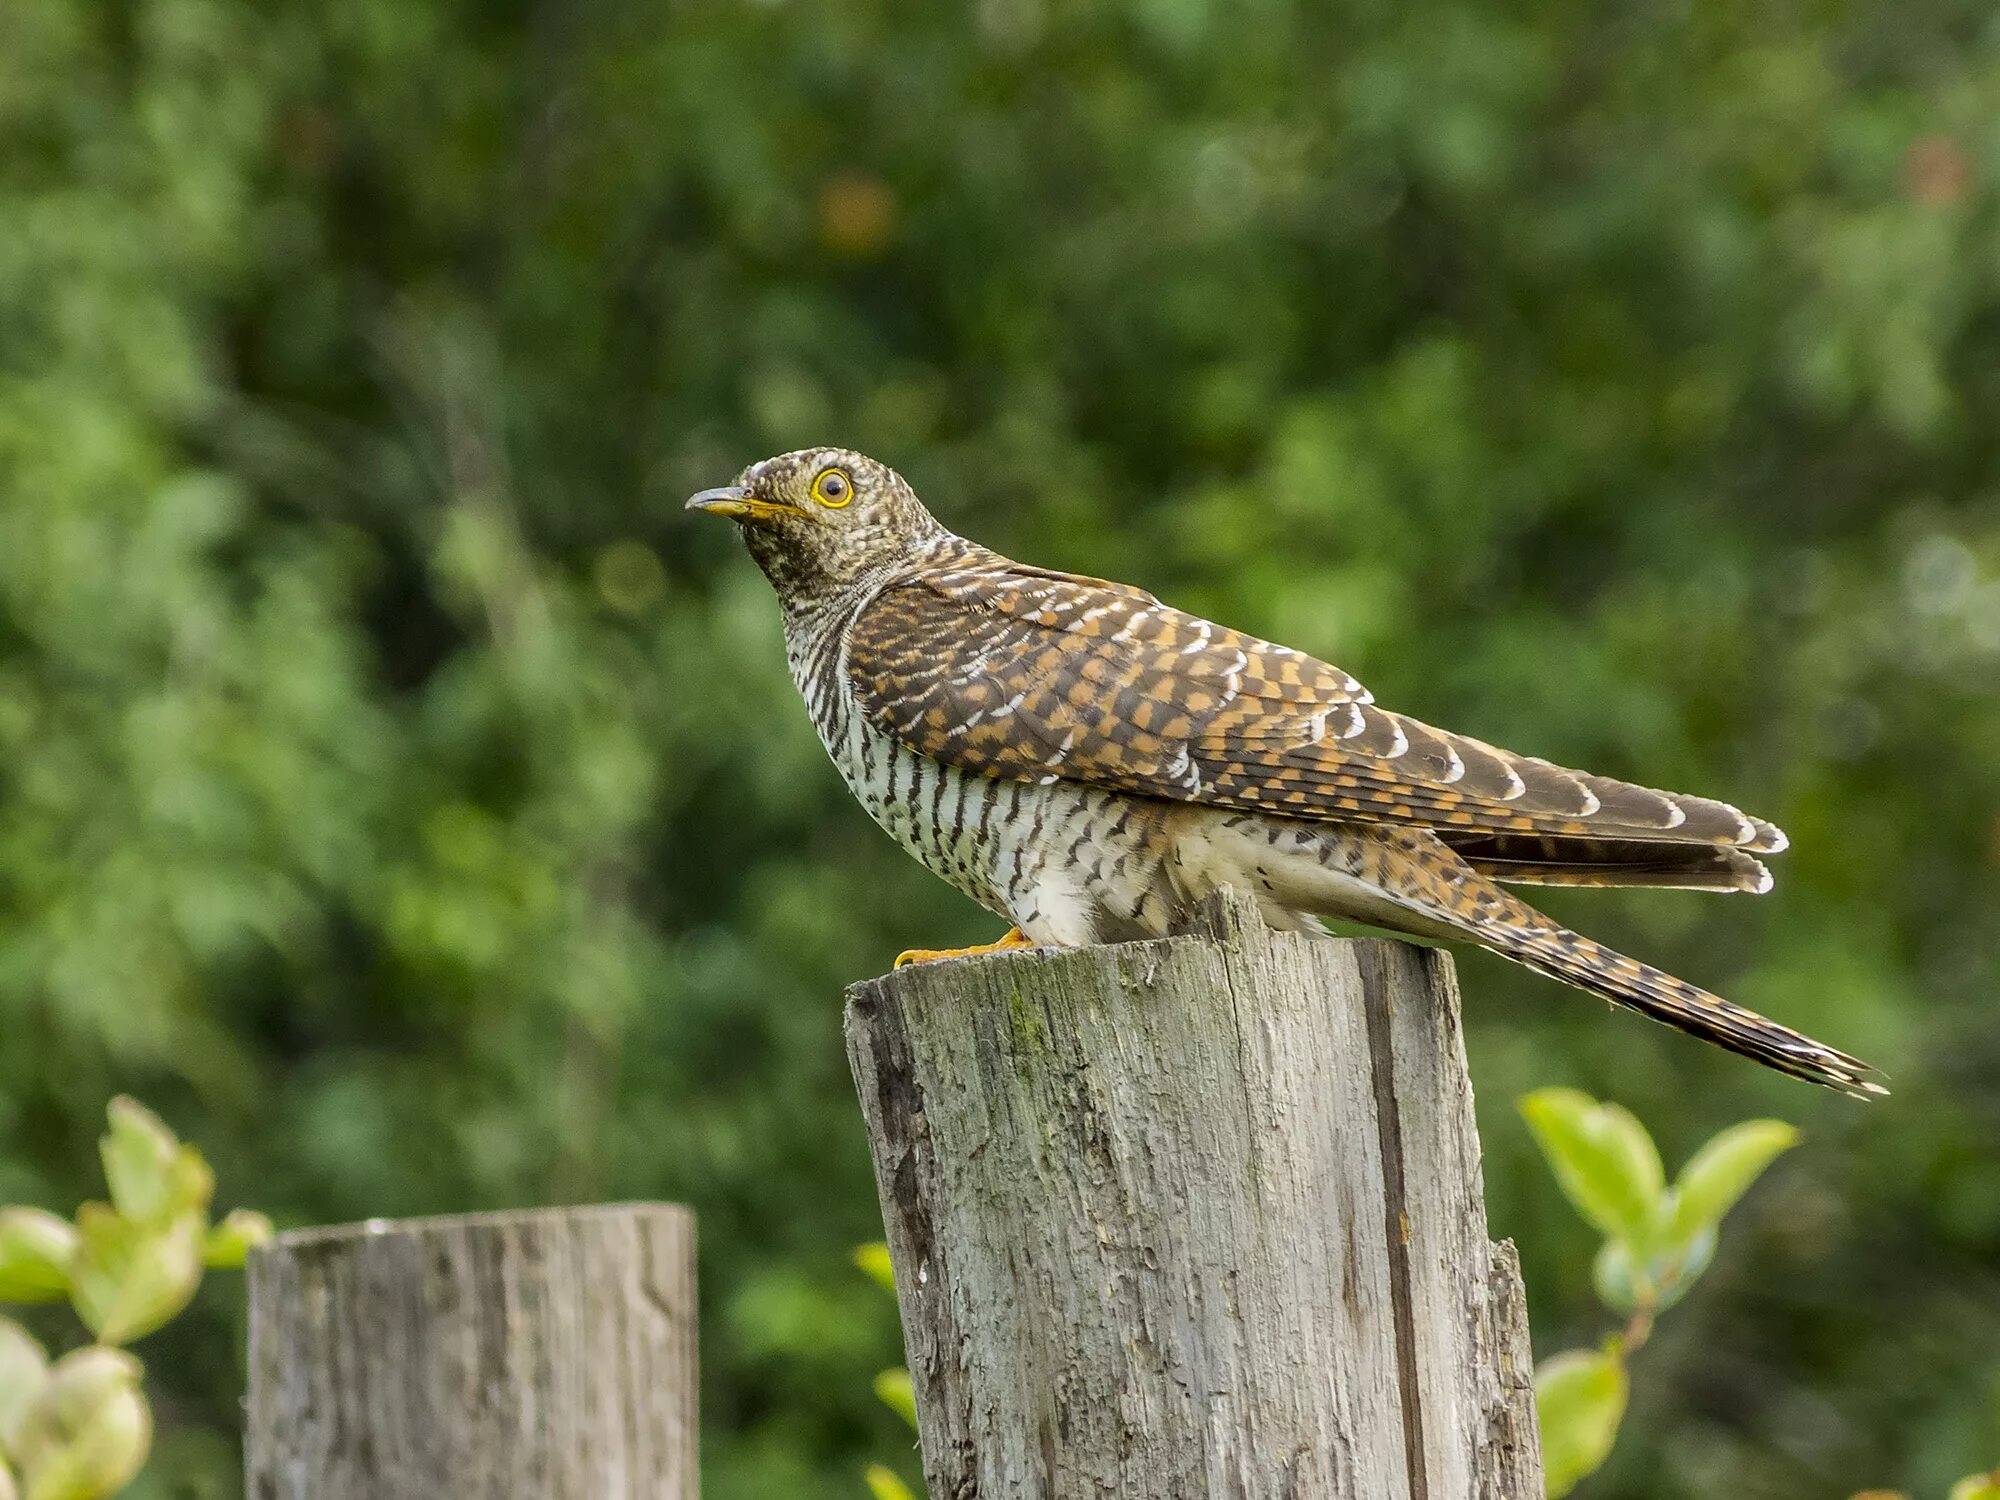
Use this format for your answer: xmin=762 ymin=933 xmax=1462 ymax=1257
xmin=846 ymin=892 xmax=1542 ymax=1499
xmin=244 ymin=1204 xmax=698 ymax=1500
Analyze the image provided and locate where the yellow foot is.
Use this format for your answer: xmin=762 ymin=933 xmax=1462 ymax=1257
xmin=894 ymin=927 xmax=1035 ymax=968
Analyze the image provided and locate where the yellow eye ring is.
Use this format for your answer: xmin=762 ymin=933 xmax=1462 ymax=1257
xmin=811 ymin=467 xmax=853 ymax=508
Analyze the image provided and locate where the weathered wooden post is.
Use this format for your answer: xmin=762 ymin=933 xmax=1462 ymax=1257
xmin=244 ymin=1204 xmax=698 ymax=1500
xmin=845 ymin=891 xmax=1542 ymax=1499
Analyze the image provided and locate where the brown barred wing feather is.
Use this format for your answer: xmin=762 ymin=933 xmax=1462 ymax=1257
xmin=847 ymin=557 xmax=1787 ymax=855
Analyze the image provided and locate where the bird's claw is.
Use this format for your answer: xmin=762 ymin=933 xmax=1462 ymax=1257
xmin=893 ymin=928 xmax=1035 ymax=968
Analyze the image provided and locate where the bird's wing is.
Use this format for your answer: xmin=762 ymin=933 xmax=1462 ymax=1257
xmin=848 ymin=559 xmax=1786 ymax=852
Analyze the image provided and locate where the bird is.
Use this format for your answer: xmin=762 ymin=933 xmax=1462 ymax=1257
xmin=688 ymin=447 xmax=1881 ymax=1095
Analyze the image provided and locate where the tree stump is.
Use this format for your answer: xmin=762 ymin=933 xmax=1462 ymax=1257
xmin=243 ymin=1204 xmax=698 ymax=1500
xmin=845 ymin=892 xmax=1541 ymax=1500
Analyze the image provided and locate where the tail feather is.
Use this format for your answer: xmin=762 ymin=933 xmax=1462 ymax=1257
xmin=1443 ymin=833 xmax=1774 ymax=893
xmin=1489 ymin=914 xmax=1884 ymax=1097
xmin=1241 ymin=819 xmax=1880 ymax=1094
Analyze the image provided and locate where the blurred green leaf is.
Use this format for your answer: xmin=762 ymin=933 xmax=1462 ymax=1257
xmin=68 ymin=1208 xmax=204 ymax=1348
xmin=99 ymin=1101 xmax=178 ymax=1225
xmin=100 ymin=1101 xmax=213 ymax=1229
xmin=1654 ymin=1227 xmax=1718 ymax=1313
xmin=863 ymin=1464 xmax=918 ymax=1500
xmin=1590 ymin=1237 xmax=1642 ymax=1315
xmin=1536 ymin=1349 xmax=1629 ymax=1499
xmin=1521 ymin=1089 xmax=1667 ymax=1249
xmin=0 ymin=1319 xmax=50 ymax=1456
xmin=0 ymin=1214 xmax=79 ymax=1307
xmin=201 ymin=1211 xmax=274 ymax=1271
xmin=8 ymin=1349 xmax=150 ymax=1500
xmin=1666 ymin=1120 xmax=1800 ymax=1246
xmin=1949 ymin=1472 xmax=2000 ymax=1500
xmin=854 ymin=1243 xmax=897 ymax=1297
xmin=163 ymin=1152 xmax=216 ymax=1222
xmin=1593 ymin=1221 xmax=1719 ymax=1315
xmin=873 ymin=1369 xmax=917 ymax=1431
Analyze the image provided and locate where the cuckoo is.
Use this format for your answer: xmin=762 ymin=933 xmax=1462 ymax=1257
xmin=688 ymin=447 xmax=1880 ymax=1095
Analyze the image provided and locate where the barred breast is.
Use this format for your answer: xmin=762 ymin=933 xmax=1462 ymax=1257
xmin=784 ymin=593 xmax=1186 ymax=946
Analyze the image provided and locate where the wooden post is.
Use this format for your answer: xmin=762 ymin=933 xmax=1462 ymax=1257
xmin=845 ymin=892 xmax=1543 ymax=1500
xmin=243 ymin=1204 xmax=698 ymax=1500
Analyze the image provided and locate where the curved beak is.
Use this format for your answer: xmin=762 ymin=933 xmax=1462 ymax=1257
xmin=685 ymin=485 xmax=801 ymax=522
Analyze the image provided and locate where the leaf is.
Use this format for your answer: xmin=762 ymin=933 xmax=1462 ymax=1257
xmin=1667 ymin=1120 xmax=1798 ymax=1244
xmin=10 ymin=1349 xmax=150 ymax=1500
xmin=68 ymin=1206 xmax=204 ymax=1347
xmin=854 ymin=1242 xmax=897 ymax=1297
xmin=863 ymin=1464 xmax=918 ymax=1500
xmin=99 ymin=1101 xmax=212 ymax=1228
xmin=0 ymin=1213 xmax=79 ymax=1306
xmin=1948 ymin=1473 xmax=2000 ymax=1500
xmin=162 ymin=1149 xmax=216 ymax=1222
xmin=98 ymin=1102 xmax=177 ymax=1225
xmin=202 ymin=1211 xmax=274 ymax=1270
xmin=1590 ymin=1238 xmax=1643 ymax=1315
xmin=20 ymin=1387 xmax=150 ymax=1500
xmin=0 ymin=1319 xmax=50 ymax=1454
xmin=1536 ymin=1349 xmax=1629 ymax=1499
xmin=1595 ymin=1224 xmax=1718 ymax=1315
xmin=1520 ymin=1089 xmax=1667 ymax=1249
xmin=873 ymin=1368 xmax=917 ymax=1430
xmin=1652 ymin=1226 xmax=1717 ymax=1311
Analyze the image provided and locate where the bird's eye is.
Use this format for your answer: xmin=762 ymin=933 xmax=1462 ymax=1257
xmin=811 ymin=467 xmax=853 ymax=508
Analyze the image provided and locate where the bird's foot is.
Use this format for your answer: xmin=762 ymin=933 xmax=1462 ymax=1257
xmin=894 ymin=927 xmax=1035 ymax=968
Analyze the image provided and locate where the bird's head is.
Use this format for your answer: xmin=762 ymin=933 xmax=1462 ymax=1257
xmin=686 ymin=447 xmax=942 ymax=600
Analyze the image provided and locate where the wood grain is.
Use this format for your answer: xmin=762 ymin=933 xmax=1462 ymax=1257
xmin=845 ymin=891 xmax=1542 ymax=1499
xmin=244 ymin=1204 xmax=697 ymax=1500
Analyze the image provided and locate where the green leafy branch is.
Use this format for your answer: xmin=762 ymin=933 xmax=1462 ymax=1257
xmin=0 ymin=1100 xmax=271 ymax=1500
xmin=1521 ymin=1088 xmax=1800 ymax=1498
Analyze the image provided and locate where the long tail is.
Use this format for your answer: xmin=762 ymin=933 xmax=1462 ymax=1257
xmin=1479 ymin=904 xmax=1884 ymax=1097
xmin=1243 ymin=820 xmax=1885 ymax=1095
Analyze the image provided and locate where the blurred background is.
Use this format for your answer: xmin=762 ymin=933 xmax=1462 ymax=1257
xmin=2 ymin=0 xmax=1998 ymax=1495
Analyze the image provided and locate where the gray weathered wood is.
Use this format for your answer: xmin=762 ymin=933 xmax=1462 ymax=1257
xmin=244 ymin=1204 xmax=697 ymax=1500
xmin=845 ymin=892 xmax=1542 ymax=1500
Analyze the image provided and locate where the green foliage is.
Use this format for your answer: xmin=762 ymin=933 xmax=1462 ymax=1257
xmin=1536 ymin=1350 xmax=1630 ymax=1500
xmin=0 ymin=1103 xmax=266 ymax=1500
xmin=68 ymin=1208 xmax=204 ymax=1351
xmin=1664 ymin=1121 xmax=1802 ymax=1247
xmin=1523 ymin=1089 xmax=1802 ymax=1328
xmin=0 ymin=1323 xmax=48 ymax=1455
xmin=199 ymin=1214 xmax=272 ymax=1274
xmin=1521 ymin=1090 xmax=1667 ymax=1252
xmin=3 ymin=1352 xmax=150 ymax=1500
xmin=0 ymin=1219 xmax=77 ymax=1309
xmin=1526 ymin=1093 xmax=1797 ymax=1495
